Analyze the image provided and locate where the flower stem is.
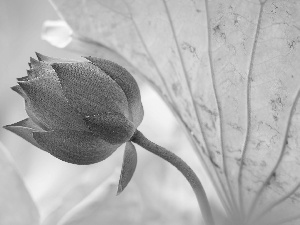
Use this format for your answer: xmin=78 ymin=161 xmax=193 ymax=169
xmin=130 ymin=130 xmax=215 ymax=225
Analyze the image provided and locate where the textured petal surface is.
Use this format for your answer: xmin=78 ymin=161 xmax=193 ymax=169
xmin=12 ymin=84 xmax=51 ymax=130
xmin=28 ymin=57 xmax=40 ymax=69
xmin=18 ymin=76 xmax=88 ymax=131
xmin=86 ymin=57 xmax=144 ymax=127
xmin=27 ymin=57 xmax=57 ymax=81
xmin=51 ymin=62 xmax=129 ymax=118
xmin=11 ymin=85 xmax=27 ymax=98
xmin=3 ymin=118 xmax=43 ymax=149
xmin=84 ymin=113 xmax=135 ymax=144
xmin=117 ymin=142 xmax=137 ymax=195
xmin=33 ymin=130 xmax=120 ymax=165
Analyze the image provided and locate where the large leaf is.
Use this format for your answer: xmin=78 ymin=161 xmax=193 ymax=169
xmin=0 ymin=142 xmax=40 ymax=225
xmin=45 ymin=0 xmax=300 ymax=224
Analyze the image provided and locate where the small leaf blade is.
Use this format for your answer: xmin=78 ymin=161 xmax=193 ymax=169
xmin=117 ymin=141 xmax=137 ymax=195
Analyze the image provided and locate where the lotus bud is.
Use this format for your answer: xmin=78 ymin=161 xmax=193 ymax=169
xmin=4 ymin=53 xmax=144 ymax=166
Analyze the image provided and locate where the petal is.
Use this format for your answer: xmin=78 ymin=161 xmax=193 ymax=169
xmin=12 ymin=83 xmax=53 ymax=130
xmin=27 ymin=58 xmax=58 ymax=81
xmin=51 ymin=62 xmax=129 ymax=118
xmin=13 ymin=84 xmax=51 ymax=131
xmin=84 ymin=112 xmax=135 ymax=144
xmin=17 ymin=75 xmax=29 ymax=81
xmin=117 ymin=142 xmax=137 ymax=195
xmin=29 ymin=57 xmax=40 ymax=69
xmin=18 ymin=76 xmax=88 ymax=131
xmin=85 ymin=57 xmax=144 ymax=127
xmin=25 ymin=100 xmax=50 ymax=131
xmin=11 ymin=85 xmax=27 ymax=98
xmin=35 ymin=52 xmax=77 ymax=63
xmin=3 ymin=118 xmax=44 ymax=148
xmin=33 ymin=130 xmax=121 ymax=165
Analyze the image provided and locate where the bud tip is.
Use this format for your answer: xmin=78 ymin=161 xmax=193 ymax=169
xmin=35 ymin=52 xmax=43 ymax=61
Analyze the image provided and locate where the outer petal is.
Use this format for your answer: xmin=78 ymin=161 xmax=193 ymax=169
xmin=11 ymin=85 xmax=27 ymax=98
xmin=27 ymin=57 xmax=57 ymax=81
xmin=51 ymin=62 xmax=129 ymax=118
xmin=35 ymin=52 xmax=77 ymax=63
xmin=16 ymin=57 xmax=50 ymax=82
xmin=11 ymin=85 xmax=49 ymax=130
xmin=117 ymin=142 xmax=137 ymax=195
xmin=17 ymin=76 xmax=29 ymax=82
xmin=84 ymin=112 xmax=135 ymax=144
xmin=18 ymin=76 xmax=88 ymax=131
xmin=33 ymin=130 xmax=121 ymax=165
xmin=85 ymin=57 xmax=144 ymax=127
xmin=3 ymin=118 xmax=44 ymax=148
xmin=28 ymin=57 xmax=40 ymax=69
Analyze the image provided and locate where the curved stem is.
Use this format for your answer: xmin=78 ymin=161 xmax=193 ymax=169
xmin=131 ymin=130 xmax=215 ymax=225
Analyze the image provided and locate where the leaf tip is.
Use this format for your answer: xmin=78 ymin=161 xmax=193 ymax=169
xmin=116 ymin=181 xmax=123 ymax=196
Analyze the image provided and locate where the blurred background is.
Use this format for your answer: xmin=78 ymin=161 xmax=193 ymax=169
xmin=0 ymin=0 xmax=218 ymax=224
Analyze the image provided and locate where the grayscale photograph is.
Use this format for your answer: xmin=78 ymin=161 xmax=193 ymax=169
xmin=0 ymin=0 xmax=299 ymax=225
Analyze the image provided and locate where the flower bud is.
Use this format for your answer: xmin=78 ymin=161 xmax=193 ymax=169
xmin=4 ymin=53 xmax=144 ymax=165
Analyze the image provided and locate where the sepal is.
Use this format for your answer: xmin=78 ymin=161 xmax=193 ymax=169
xmin=117 ymin=142 xmax=137 ymax=195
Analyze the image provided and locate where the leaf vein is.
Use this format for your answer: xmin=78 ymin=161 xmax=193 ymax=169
xmin=204 ymin=0 xmax=240 ymax=215
xmin=238 ymin=1 xmax=266 ymax=216
xmin=162 ymin=0 xmax=236 ymax=213
xmin=250 ymin=183 xmax=300 ymax=225
xmin=247 ymin=88 xmax=300 ymax=220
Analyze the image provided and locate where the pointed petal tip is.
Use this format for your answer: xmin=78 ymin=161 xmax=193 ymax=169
xmin=29 ymin=57 xmax=40 ymax=68
xmin=11 ymin=85 xmax=20 ymax=91
xmin=116 ymin=184 xmax=123 ymax=196
xmin=30 ymin=57 xmax=38 ymax=63
xmin=50 ymin=63 xmax=61 ymax=75
xmin=82 ymin=56 xmax=92 ymax=62
xmin=17 ymin=75 xmax=29 ymax=81
xmin=4 ymin=120 xmax=43 ymax=149
xmin=11 ymin=84 xmax=27 ymax=97
xmin=3 ymin=120 xmax=25 ymax=130
xmin=2 ymin=123 xmax=20 ymax=131
xmin=17 ymin=81 xmax=30 ymax=95
xmin=35 ymin=52 xmax=54 ymax=62
xmin=2 ymin=124 xmax=16 ymax=133
xmin=17 ymin=81 xmax=26 ymax=87
xmin=35 ymin=52 xmax=43 ymax=61
xmin=3 ymin=125 xmax=9 ymax=130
